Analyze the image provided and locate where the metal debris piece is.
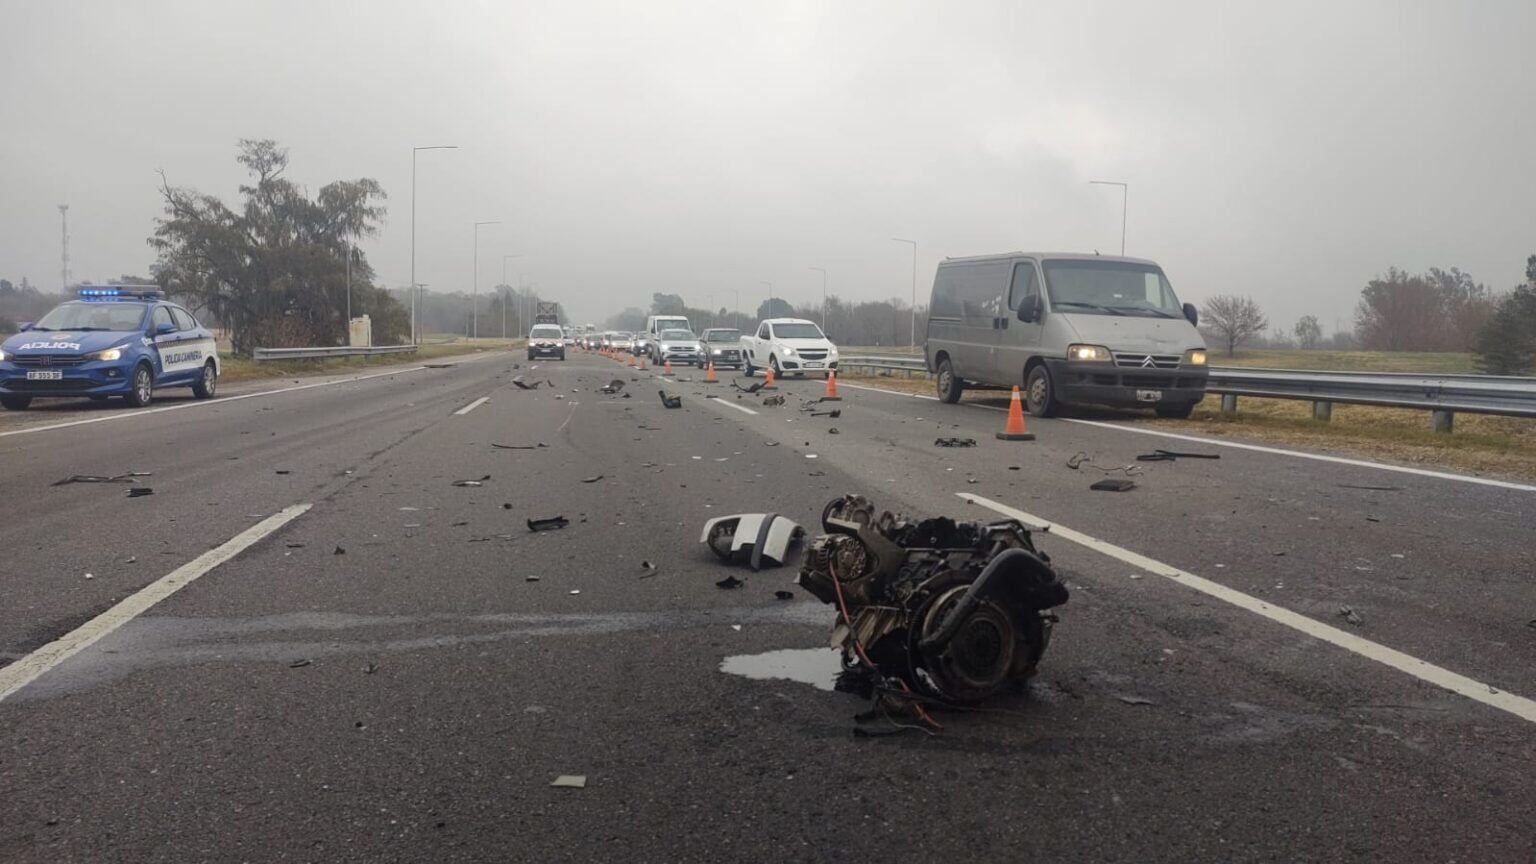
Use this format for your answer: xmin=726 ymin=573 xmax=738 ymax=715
xmin=701 ymin=513 xmax=804 ymax=571
xmin=125 ymin=487 xmax=154 ymax=498
xmin=1068 ymin=452 xmax=1142 ymax=475
xmin=659 ymin=390 xmax=682 ymax=409
xmin=796 ymin=494 xmax=1067 ymax=705
xmin=551 ymin=775 xmax=587 ymax=788
xmin=1339 ymin=605 xmax=1364 ymax=626
xmin=1090 ymin=478 xmax=1137 ymax=492
xmin=452 ymin=475 xmax=492 ymax=487
xmin=527 ymin=516 xmax=570 ymax=532
xmin=52 ymin=471 xmax=151 ymax=486
xmin=934 ymin=437 xmax=976 ymax=447
xmin=762 ymin=394 xmax=786 ymax=407
xmin=1136 ymin=449 xmax=1221 ymax=462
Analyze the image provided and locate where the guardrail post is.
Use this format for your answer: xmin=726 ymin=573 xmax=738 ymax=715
xmin=1220 ymin=393 xmax=1238 ymax=413
xmin=1431 ymin=410 xmax=1454 ymax=434
xmin=1312 ymin=400 xmax=1332 ymax=421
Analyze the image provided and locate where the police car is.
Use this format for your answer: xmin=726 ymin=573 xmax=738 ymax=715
xmin=0 ymin=286 xmax=220 ymax=411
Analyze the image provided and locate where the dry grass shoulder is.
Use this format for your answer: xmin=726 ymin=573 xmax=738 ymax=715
xmin=219 ymin=338 xmax=522 ymax=384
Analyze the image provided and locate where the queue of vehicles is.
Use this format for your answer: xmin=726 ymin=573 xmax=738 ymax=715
xmin=2 ymin=253 xmax=1208 ymax=418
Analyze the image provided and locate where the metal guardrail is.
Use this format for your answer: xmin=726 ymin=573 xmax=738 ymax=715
xmin=251 ymin=345 xmax=419 ymax=362
xmin=839 ymin=354 xmax=1536 ymax=431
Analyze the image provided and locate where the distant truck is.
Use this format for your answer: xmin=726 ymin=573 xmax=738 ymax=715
xmin=740 ymin=318 xmax=839 ymax=379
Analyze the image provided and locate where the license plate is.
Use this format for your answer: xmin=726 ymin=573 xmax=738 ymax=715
xmin=803 ymin=362 xmax=823 ymax=369
xmin=26 ymin=370 xmax=63 ymax=381
xmin=1136 ymin=389 xmax=1162 ymax=402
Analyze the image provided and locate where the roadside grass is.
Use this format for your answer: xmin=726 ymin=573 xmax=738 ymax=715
xmin=840 ymin=357 xmax=1536 ymax=481
xmin=218 ymin=337 xmax=522 ymax=384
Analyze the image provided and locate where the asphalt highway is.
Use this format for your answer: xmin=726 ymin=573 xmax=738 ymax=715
xmin=1 ymin=349 xmax=1533 ymax=863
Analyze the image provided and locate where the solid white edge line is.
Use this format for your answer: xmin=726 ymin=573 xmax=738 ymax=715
xmin=958 ymin=492 xmax=1536 ymax=725
xmin=0 ymin=365 xmax=435 ymax=439
xmin=454 ymin=396 xmax=491 ymax=416
xmin=0 ymin=503 xmax=313 ymax=702
xmin=837 ymin=381 xmax=1533 ymax=493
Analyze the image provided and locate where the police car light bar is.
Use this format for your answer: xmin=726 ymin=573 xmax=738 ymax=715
xmin=77 ymin=285 xmax=164 ymax=299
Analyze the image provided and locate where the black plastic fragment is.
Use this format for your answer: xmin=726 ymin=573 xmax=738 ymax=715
xmin=527 ymin=516 xmax=570 ymax=532
xmin=1090 ymin=478 xmax=1137 ymax=492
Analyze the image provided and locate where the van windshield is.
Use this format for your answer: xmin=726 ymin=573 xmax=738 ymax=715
xmin=1041 ymin=261 xmax=1183 ymax=318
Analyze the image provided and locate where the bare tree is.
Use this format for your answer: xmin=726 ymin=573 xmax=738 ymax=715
xmin=1201 ymin=295 xmax=1269 ymax=354
xmin=1293 ymin=315 xmax=1322 ymax=349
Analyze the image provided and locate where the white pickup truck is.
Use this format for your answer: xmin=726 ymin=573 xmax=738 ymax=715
xmin=741 ymin=318 xmax=840 ymax=379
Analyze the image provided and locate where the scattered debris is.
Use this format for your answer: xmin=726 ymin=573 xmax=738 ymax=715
xmin=797 ymin=494 xmax=1068 ymax=705
xmin=1090 ymin=478 xmax=1137 ymax=492
xmin=934 ymin=437 xmax=976 ymax=447
xmin=1135 ymin=449 xmax=1220 ymax=462
xmin=810 ymin=409 xmax=842 ymax=418
xmin=1068 ymin=452 xmax=1142 ymax=475
xmin=569 ymin=589 xmax=581 ymax=595
xmin=52 ymin=471 xmax=151 ymax=486
xmin=289 ymin=658 xmax=313 ymax=668
xmin=599 ymin=380 xmax=626 ymax=394
xmin=550 ymin=775 xmax=587 ymax=789
xmin=333 ymin=546 xmax=346 ymax=555
xmin=733 ymin=379 xmax=766 ymax=394
xmin=774 ymin=590 xmax=794 ymax=601
xmin=511 ymin=376 xmax=544 ymax=390
xmin=702 ymin=513 xmax=804 ymax=570
xmin=715 ymin=575 xmax=743 ymax=589
xmin=1115 ymin=694 xmax=1157 ymax=706
xmin=364 ymin=662 xmax=379 ymax=674
xmin=452 ymin=475 xmax=492 ymax=487
xmin=526 ymin=575 xmax=541 ymax=582
xmin=1365 ymin=515 xmax=1381 ymax=523
xmin=275 ymin=469 xmax=291 ymax=475
xmin=764 ymin=441 xmax=780 ymax=447
xmin=581 ymin=475 xmax=605 ymax=483
xmin=125 ymin=487 xmax=154 ymax=498
xmin=527 ymin=516 xmax=570 ymax=532
xmin=1338 ymin=605 xmax=1364 ymax=626
xmin=659 ymin=390 xmax=682 ymax=409
xmin=492 ymin=442 xmax=547 ymax=450
xmin=762 ymin=394 xmax=786 ymax=407
xmin=828 ymin=427 xmax=840 ymax=434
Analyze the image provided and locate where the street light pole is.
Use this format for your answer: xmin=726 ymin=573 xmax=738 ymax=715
xmin=1089 ymin=180 xmax=1128 ymax=255
xmin=471 ymin=220 xmax=500 ymax=339
xmin=809 ymin=266 xmax=827 ymax=330
xmin=501 ymin=254 xmax=523 ymax=338
xmin=344 ymin=243 xmax=352 ymax=339
xmin=892 ymin=238 xmax=917 ymax=346
xmin=410 ymin=145 xmax=457 ymax=344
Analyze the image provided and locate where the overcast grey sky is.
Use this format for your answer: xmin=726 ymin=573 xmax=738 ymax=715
xmin=3 ymin=0 xmax=1532 ymax=330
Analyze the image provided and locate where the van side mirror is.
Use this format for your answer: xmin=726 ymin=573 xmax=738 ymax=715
xmin=1182 ymin=303 xmax=1199 ymax=327
xmin=1017 ymin=296 xmax=1042 ymax=323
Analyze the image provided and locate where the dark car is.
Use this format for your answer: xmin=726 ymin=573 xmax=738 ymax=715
xmin=696 ymin=328 xmax=744 ymax=369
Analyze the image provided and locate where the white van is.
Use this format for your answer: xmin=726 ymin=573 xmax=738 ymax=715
xmin=924 ymin=253 xmax=1208 ymax=417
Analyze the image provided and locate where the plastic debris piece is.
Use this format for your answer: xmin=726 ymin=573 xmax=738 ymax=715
xmin=1339 ymin=605 xmax=1364 ymax=626
xmin=125 ymin=487 xmax=154 ymax=498
xmin=333 ymin=546 xmax=346 ymax=555
xmin=492 ymin=442 xmax=547 ymax=450
xmin=452 ymin=475 xmax=492 ymax=487
xmin=934 ymin=437 xmax=976 ymax=447
xmin=1116 ymin=695 xmax=1156 ymax=706
xmin=1090 ymin=478 xmax=1137 ymax=492
xmin=774 ymin=590 xmax=794 ymax=601
xmin=581 ymin=475 xmax=604 ymax=483
xmin=1136 ymin=449 xmax=1221 ymax=462
xmin=52 ymin=471 xmax=151 ymax=486
xmin=527 ymin=516 xmax=570 ymax=532
xmin=716 ymin=576 xmax=743 ymax=589
xmin=569 ymin=589 xmax=581 ymax=595
xmin=289 ymin=658 xmax=313 ymax=668
xmin=551 ymin=775 xmax=587 ymax=788
xmin=659 ymin=390 xmax=682 ymax=409
xmin=526 ymin=575 xmax=541 ymax=582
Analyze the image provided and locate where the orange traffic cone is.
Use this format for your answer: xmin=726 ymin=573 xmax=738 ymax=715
xmin=628 ymin=354 xmax=636 ymax=368
xmin=997 ymin=385 xmax=1035 ymax=441
xmin=639 ymin=355 xmax=648 ymax=371
xmin=821 ymin=370 xmax=841 ymax=401
xmin=763 ymin=365 xmax=777 ymax=389
xmin=705 ymin=361 xmax=717 ymax=383
xmin=664 ymin=359 xmax=673 ymax=376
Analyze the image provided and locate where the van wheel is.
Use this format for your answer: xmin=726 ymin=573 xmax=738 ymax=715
xmin=1155 ymin=403 xmax=1195 ymax=419
xmin=1025 ymin=366 xmax=1058 ymax=418
xmin=936 ymin=358 xmax=964 ymax=403
xmin=192 ymin=361 xmax=218 ymax=399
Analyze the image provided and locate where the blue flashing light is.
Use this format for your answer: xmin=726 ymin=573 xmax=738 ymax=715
xmin=76 ymin=285 xmax=163 ymax=300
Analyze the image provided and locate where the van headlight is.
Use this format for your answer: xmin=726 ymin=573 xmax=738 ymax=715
xmin=1066 ymin=344 xmax=1112 ymax=362
xmin=1184 ymin=349 xmax=1208 ymax=366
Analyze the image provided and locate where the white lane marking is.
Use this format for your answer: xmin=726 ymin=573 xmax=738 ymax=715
xmin=0 ymin=504 xmax=313 ymax=702
xmin=959 ymin=492 xmax=1536 ymax=725
xmin=712 ymin=398 xmax=759 ymax=416
xmin=454 ymin=396 xmax=491 ymax=415
xmin=0 ymin=365 xmax=437 ymax=439
xmin=838 ymin=381 xmax=1534 ymax=493
xmin=556 ymin=402 xmax=579 ymax=432
xmin=1058 ymin=419 xmax=1536 ymax=493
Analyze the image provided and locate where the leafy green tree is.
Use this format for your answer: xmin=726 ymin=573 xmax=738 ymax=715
xmin=150 ymin=139 xmax=401 ymax=352
xmin=1293 ymin=315 xmax=1322 ymax=349
xmin=650 ymin=293 xmax=686 ymax=315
